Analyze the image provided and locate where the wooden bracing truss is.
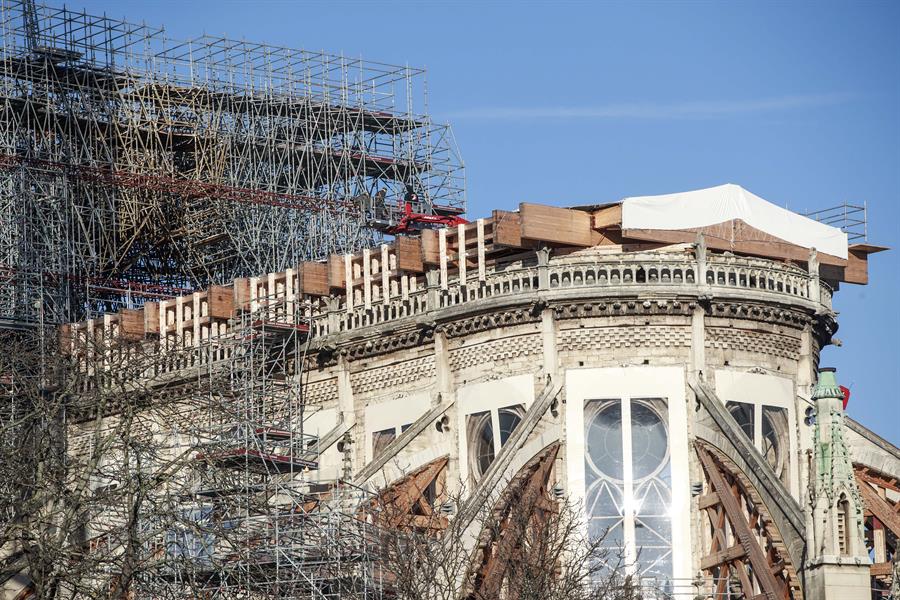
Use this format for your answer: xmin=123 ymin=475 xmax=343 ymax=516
xmin=373 ymin=456 xmax=449 ymax=534
xmin=696 ymin=444 xmax=799 ymax=600
xmin=466 ymin=443 xmax=560 ymax=600
xmin=854 ymin=465 xmax=899 ymax=595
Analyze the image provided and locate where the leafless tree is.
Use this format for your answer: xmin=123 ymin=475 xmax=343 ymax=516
xmin=0 ymin=327 xmax=210 ymax=599
xmin=371 ymin=471 xmax=644 ymax=600
xmin=2 ymin=324 xmax=650 ymax=600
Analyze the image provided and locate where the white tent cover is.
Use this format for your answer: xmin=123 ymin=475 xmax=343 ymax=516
xmin=621 ymin=183 xmax=848 ymax=259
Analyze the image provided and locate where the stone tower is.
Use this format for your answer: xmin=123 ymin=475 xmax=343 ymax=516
xmin=805 ymin=367 xmax=871 ymax=599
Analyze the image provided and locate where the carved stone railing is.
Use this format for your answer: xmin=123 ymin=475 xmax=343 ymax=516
xmin=72 ymin=250 xmax=831 ymax=382
xmin=318 ymin=251 xmax=828 ymax=337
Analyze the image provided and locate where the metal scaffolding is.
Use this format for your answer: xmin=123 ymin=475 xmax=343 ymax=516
xmin=129 ymin=291 xmax=383 ymax=599
xmin=0 ymin=0 xmax=464 ymax=326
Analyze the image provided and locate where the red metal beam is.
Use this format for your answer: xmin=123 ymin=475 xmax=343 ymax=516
xmin=0 ymin=153 xmax=353 ymax=213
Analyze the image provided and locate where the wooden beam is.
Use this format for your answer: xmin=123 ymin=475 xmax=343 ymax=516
xmin=857 ymin=475 xmax=900 ymax=537
xmin=143 ymin=302 xmax=160 ymax=334
xmin=478 ymin=445 xmax=559 ymax=599
xmin=207 ymin=285 xmax=235 ymax=319
xmin=58 ymin=324 xmax=72 ymax=355
xmin=871 ymin=561 xmax=893 ymax=577
xmin=477 ymin=218 xmax=486 ymax=281
xmin=297 ymin=262 xmax=329 ymax=296
xmin=233 ymin=278 xmax=251 ymax=310
xmin=328 ymin=254 xmax=345 ymax=291
xmin=421 ymin=229 xmax=441 ymax=265
xmin=699 ymin=492 xmax=720 ymax=510
xmin=395 ymin=236 xmax=425 ymax=273
xmin=623 ymin=220 xmax=850 ymax=270
xmin=697 ymin=446 xmax=787 ymax=600
xmin=118 ymin=308 xmax=144 ymax=341
xmin=845 ymin=246 xmax=869 ymax=285
xmin=701 ymin=544 xmax=747 ymax=570
xmin=855 ymin=467 xmax=900 ymax=494
xmin=520 ymin=203 xmax=595 ymax=247
xmin=378 ymin=457 xmax=448 ymax=529
xmin=592 ymin=203 xmax=623 ymax=229
xmin=492 ymin=209 xmax=525 ymax=248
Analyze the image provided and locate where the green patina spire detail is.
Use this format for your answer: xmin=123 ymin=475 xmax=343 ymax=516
xmin=812 ymin=368 xmax=843 ymax=402
xmin=811 ymin=368 xmax=857 ymax=504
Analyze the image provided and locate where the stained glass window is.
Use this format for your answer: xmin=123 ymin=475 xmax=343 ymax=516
xmin=585 ymin=398 xmax=672 ymax=581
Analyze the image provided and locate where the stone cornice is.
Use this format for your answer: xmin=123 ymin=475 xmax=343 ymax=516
xmin=310 ymin=288 xmax=825 ymax=362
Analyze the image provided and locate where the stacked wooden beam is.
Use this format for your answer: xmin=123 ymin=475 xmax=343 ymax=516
xmin=58 ymin=201 xmax=885 ymax=355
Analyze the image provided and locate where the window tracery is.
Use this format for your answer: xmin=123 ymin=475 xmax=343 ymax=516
xmin=584 ymin=398 xmax=672 ymax=580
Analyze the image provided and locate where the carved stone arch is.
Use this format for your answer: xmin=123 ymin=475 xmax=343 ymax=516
xmin=464 ymin=441 xmax=560 ymax=600
xmin=831 ymin=483 xmax=865 ymax=558
xmin=695 ymin=442 xmax=800 ymax=599
xmin=371 ymin=455 xmax=449 ymax=533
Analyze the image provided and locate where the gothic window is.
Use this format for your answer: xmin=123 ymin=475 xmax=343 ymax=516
xmin=727 ymin=401 xmax=754 ymax=440
xmin=726 ymin=401 xmax=790 ymax=487
xmin=762 ymin=406 xmax=788 ymax=485
xmin=469 ymin=411 xmax=495 ymax=476
xmin=467 ymin=405 xmax=524 ymax=479
xmin=585 ymin=398 xmax=672 ymax=580
xmin=372 ymin=428 xmax=396 ymax=457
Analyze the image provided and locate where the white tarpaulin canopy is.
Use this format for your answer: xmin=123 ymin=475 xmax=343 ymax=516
xmin=621 ymin=183 xmax=848 ymax=259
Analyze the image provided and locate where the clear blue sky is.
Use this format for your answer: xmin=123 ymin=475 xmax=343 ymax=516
xmin=77 ymin=0 xmax=899 ymax=444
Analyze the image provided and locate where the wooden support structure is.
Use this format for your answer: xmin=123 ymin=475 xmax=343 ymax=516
xmin=491 ymin=209 xmax=524 ymax=248
xmin=857 ymin=476 xmax=900 ymax=544
xmin=56 ymin=198 xmax=883 ymax=355
xmin=143 ymin=302 xmax=159 ymax=335
xmin=233 ymin=278 xmax=252 ymax=310
xmin=520 ymin=202 xmax=596 ymax=247
xmin=395 ymin=236 xmax=424 ymax=273
xmin=207 ymin=285 xmax=235 ymax=319
xmin=328 ymin=254 xmax=345 ymax=291
xmin=854 ymin=465 xmax=899 ymax=592
xmin=374 ymin=456 xmax=449 ymax=533
xmin=298 ymin=262 xmax=329 ymax=296
xmin=118 ymin=309 xmax=144 ymax=341
xmin=467 ymin=443 xmax=559 ymax=600
xmin=421 ymin=229 xmax=441 ymax=265
xmin=696 ymin=444 xmax=794 ymax=600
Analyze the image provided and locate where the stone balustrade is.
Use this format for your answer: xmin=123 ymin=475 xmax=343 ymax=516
xmin=324 ymin=251 xmax=829 ymax=335
xmin=70 ymin=249 xmax=831 ymax=384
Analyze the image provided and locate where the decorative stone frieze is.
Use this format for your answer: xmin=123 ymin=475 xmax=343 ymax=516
xmin=559 ymin=325 xmax=692 ymax=352
xmin=448 ymin=334 xmax=542 ymax=371
xmin=706 ymin=327 xmax=802 ymax=360
xmin=304 ymin=377 xmax=339 ymax=406
xmin=349 ymin=356 xmax=437 ymax=395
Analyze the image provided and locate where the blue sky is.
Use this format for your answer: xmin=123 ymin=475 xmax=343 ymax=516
xmin=77 ymin=0 xmax=899 ymax=444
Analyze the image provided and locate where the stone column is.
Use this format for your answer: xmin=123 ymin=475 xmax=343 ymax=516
xmin=809 ymin=247 xmax=821 ymax=309
xmin=536 ymin=246 xmax=551 ymax=291
xmin=425 ymin=269 xmax=440 ymax=311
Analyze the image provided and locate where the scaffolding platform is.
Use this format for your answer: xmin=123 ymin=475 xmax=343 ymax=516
xmin=195 ymin=447 xmax=318 ymax=474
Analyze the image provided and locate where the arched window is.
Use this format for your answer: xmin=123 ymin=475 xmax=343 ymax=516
xmin=727 ymin=401 xmax=754 ymax=440
xmin=467 ymin=406 xmax=524 ymax=479
xmin=837 ymin=495 xmax=851 ymax=556
xmin=584 ymin=398 xmax=672 ymax=580
xmin=761 ymin=407 xmax=788 ymax=482
xmin=726 ymin=401 xmax=789 ymax=486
